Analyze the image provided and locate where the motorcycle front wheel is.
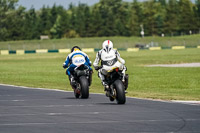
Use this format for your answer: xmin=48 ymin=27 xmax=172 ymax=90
xmin=114 ymin=79 xmax=126 ymax=104
xmin=79 ymin=76 xmax=89 ymax=99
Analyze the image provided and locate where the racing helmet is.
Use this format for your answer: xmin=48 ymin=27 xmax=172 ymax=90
xmin=71 ymin=46 xmax=81 ymax=53
xmin=102 ymin=40 xmax=113 ymax=53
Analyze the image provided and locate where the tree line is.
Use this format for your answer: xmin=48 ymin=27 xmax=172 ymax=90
xmin=0 ymin=0 xmax=200 ymax=41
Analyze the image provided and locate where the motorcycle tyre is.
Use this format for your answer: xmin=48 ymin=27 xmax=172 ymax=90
xmin=79 ymin=76 xmax=89 ymax=99
xmin=114 ymin=80 xmax=126 ymax=104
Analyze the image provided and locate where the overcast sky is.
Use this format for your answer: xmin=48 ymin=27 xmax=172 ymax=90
xmin=17 ymin=0 xmax=142 ymax=10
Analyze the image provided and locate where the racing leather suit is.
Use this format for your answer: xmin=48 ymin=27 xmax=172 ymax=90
xmin=63 ymin=50 xmax=92 ymax=76
xmin=93 ymin=48 xmax=126 ymax=85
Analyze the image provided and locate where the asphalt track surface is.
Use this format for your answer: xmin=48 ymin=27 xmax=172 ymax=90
xmin=0 ymin=84 xmax=200 ymax=133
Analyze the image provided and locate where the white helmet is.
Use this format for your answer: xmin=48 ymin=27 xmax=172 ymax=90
xmin=102 ymin=40 xmax=113 ymax=53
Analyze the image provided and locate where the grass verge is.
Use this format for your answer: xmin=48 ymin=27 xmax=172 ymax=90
xmin=0 ymin=48 xmax=200 ymax=100
xmin=0 ymin=34 xmax=200 ymax=50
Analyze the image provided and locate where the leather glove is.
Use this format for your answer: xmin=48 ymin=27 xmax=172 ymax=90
xmin=94 ymin=66 xmax=102 ymax=71
xmin=63 ymin=63 xmax=67 ymax=69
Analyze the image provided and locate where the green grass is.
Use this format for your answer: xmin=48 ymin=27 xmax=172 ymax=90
xmin=0 ymin=34 xmax=200 ymax=50
xmin=0 ymin=48 xmax=200 ymax=100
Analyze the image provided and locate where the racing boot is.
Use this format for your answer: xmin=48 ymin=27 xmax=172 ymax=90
xmin=122 ymin=66 xmax=127 ymax=82
xmin=69 ymin=75 xmax=76 ymax=86
xmin=122 ymin=75 xmax=125 ymax=82
xmin=88 ymin=70 xmax=93 ymax=86
xmin=102 ymin=80 xmax=109 ymax=91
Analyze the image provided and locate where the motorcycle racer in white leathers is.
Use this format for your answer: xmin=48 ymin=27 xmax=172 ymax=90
xmin=93 ymin=40 xmax=127 ymax=88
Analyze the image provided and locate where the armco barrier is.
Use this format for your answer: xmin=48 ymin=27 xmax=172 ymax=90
xmin=149 ymin=47 xmax=161 ymax=50
xmin=9 ymin=50 xmax=16 ymax=54
xmin=94 ymin=48 xmax=101 ymax=52
xmin=161 ymin=46 xmax=171 ymax=49
xmin=82 ymin=48 xmax=94 ymax=53
xmin=172 ymin=46 xmax=185 ymax=50
xmin=1 ymin=46 xmax=199 ymax=55
xmin=36 ymin=49 xmax=48 ymax=53
xmin=117 ymin=48 xmax=126 ymax=51
xmin=186 ymin=46 xmax=197 ymax=48
xmin=127 ymin=48 xmax=139 ymax=52
xmin=48 ymin=50 xmax=58 ymax=53
xmin=25 ymin=50 xmax=36 ymax=54
xmin=0 ymin=50 xmax=9 ymax=55
xmin=58 ymin=49 xmax=70 ymax=53
xmin=16 ymin=50 xmax=25 ymax=55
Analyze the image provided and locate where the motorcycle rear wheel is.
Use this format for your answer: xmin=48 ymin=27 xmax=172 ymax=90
xmin=114 ymin=79 xmax=126 ymax=104
xmin=79 ymin=76 xmax=89 ymax=99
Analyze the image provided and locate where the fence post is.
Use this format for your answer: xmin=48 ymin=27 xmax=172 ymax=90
xmin=8 ymin=44 xmax=10 ymax=50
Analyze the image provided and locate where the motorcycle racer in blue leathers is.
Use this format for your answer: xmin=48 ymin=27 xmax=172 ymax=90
xmin=63 ymin=46 xmax=93 ymax=85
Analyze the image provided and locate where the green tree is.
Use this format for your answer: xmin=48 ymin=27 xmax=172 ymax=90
xmin=5 ymin=6 xmax=26 ymax=40
xmin=1 ymin=0 xmax=200 ymax=40
xmin=178 ymin=0 xmax=196 ymax=35
xmin=97 ymin=0 xmax=115 ymax=36
xmin=129 ymin=0 xmax=142 ymax=36
xmin=89 ymin=3 xmax=103 ymax=36
xmin=164 ymin=0 xmax=178 ymax=36
xmin=158 ymin=0 xmax=166 ymax=6
xmin=68 ymin=4 xmax=77 ymax=31
xmin=38 ymin=6 xmax=51 ymax=35
xmin=194 ymin=0 xmax=200 ymax=33
xmin=143 ymin=0 xmax=165 ymax=36
xmin=74 ymin=3 xmax=91 ymax=37
xmin=0 ymin=0 xmax=19 ymax=41
xmin=82 ymin=5 xmax=91 ymax=37
xmin=50 ymin=15 xmax=62 ymax=38
xmin=95 ymin=0 xmax=124 ymax=36
xmin=24 ymin=8 xmax=39 ymax=39
xmin=50 ymin=4 xmax=58 ymax=27
xmin=58 ymin=6 xmax=70 ymax=38
xmin=114 ymin=2 xmax=130 ymax=36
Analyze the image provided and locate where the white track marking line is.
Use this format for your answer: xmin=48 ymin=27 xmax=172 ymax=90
xmin=0 ymin=95 xmax=24 ymax=96
xmin=0 ymin=119 xmax=200 ymax=126
xmin=171 ymin=100 xmax=200 ymax=104
xmin=0 ymin=100 xmax=25 ymax=102
xmin=0 ymin=83 xmax=71 ymax=92
xmin=0 ymin=112 xmax=103 ymax=117
xmin=0 ymin=104 xmax=94 ymax=108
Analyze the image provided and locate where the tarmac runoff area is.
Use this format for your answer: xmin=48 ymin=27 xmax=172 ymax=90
xmin=0 ymin=84 xmax=200 ymax=133
xmin=146 ymin=62 xmax=200 ymax=67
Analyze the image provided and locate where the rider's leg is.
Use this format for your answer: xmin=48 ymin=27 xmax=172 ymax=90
xmin=67 ymin=64 xmax=76 ymax=85
xmin=98 ymin=71 xmax=109 ymax=89
xmin=89 ymin=69 xmax=93 ymax=86
xmin=83 ymin=62 xmax=93 ymax=86
xmin=121 ymin=66 xmax=128 ymax=90
xmin=122 ymin=66 xmax=127 ymax=82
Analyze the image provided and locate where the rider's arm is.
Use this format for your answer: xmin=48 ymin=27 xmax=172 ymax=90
xmin=116 ymin=50 xmax=125 ymax=65
xmin=85 ymin=55 xmax=92 ymax=66
xmin=63 ymin=56 xmax=70 ymax=68
xmin=93 ymin=51 xmax=101 ymax=69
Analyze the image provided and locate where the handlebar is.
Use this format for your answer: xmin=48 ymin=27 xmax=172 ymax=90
xmin=95 ymin=66 xmax=102 ymax=71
